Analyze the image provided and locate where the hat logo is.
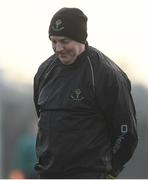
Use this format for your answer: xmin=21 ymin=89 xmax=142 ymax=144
xmin=52 ymin=19 xmax=64 ymax=31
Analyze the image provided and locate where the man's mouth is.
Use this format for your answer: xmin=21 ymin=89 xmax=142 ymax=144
xmin=58 ymin=54 xmax=67 ymax=58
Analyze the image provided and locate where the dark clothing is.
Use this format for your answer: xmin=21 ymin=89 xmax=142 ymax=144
xmin=38 ymin=171 xmax=106 ymax=179
xmin=34 ymin=45 xmax=138 ymax=178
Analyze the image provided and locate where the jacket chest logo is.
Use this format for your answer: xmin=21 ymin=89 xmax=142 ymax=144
xmin=70 ymin=88 xmax=85 ymax=101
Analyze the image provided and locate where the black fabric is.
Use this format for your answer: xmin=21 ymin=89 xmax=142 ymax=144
xmin=49 ymin=8 xmax=87 ymax=44
xmin=33 ymin=46 xmax=138 ymax=178
xmin=38 ymin=169 xmax=106 ymax=179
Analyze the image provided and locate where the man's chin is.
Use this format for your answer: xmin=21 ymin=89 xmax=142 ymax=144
xmin=58 ymin=55 xmax=76 ymax=65
xmin=59 ymin=57 xmax=69 ymax=65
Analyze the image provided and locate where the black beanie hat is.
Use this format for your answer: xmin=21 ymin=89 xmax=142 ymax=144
xmin=49 ymin=8 xmax=88 ymax=44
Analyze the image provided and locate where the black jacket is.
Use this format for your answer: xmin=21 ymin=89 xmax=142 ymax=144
xmin=34 ymin=45 xmax=138 ymax=178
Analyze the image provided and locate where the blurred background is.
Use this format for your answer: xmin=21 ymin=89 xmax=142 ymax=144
xmin=0 ymin=0 xmax=148 ymax=178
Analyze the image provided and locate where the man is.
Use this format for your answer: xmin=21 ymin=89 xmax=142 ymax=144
xmin=34 ymin=7 xmax=138 ymax=179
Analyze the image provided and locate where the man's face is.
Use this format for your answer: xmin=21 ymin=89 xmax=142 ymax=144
xmin=50 ymin=36 xmax=85 ymax=65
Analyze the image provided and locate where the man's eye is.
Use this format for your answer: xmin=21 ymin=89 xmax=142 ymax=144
xmin=62 ymin=39 xmax=70 ymax=44
xmin=52 ymin=40 xmax=57 ymax=44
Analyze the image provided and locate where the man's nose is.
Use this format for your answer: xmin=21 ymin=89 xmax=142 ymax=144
xmin=55 ymin=42 xmax=64 ymax=52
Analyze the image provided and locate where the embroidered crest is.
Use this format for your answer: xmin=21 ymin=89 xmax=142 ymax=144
xmin=52 ymin=19 xmax=64 ymax=31
xmin=70 ymin=88 xmax=85 ymax=101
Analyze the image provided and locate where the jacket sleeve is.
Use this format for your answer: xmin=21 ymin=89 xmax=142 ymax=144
xmin=33 ymin=56 xmax=56 ymax=118
xmin=33 ymin=59 xmax=50 ymax=118
xmin=33 ymin=71 xmax=40 ymax=118
xmin=96 ymin=68 xmax=138 ymax=176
